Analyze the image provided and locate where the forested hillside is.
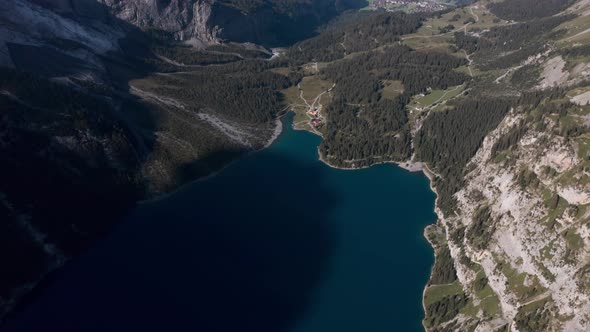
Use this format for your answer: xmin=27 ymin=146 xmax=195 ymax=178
xmin=318 ymin=45 xmax=468 ymax=167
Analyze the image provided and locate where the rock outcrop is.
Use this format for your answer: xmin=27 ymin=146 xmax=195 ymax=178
xmin=98 ymin=0 xmax=220 ymax=44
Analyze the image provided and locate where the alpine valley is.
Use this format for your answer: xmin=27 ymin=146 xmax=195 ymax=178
xmin=1 ymin=0 xmax=590 ymax=331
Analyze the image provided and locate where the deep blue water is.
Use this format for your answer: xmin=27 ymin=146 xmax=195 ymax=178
xmin=1 ymin=115 xmax=436 ymax=332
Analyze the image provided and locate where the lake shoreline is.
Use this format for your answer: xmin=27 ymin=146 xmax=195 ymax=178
xmin=142 ymin=112 xmax=441 ymax=330
xmin=139 ymin=116 xmax=284 ymax=206
xmin=314 ymin=140 xmax=442 ymax=332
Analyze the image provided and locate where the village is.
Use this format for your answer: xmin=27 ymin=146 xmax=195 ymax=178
xmin=280 ymin=70 xmax=336 ymax=135
xmin=306 ymin=106 xmax=323 ymax=129
xmin=367 ymin=0 xmax=448 ymax=13
xmin=296 ymin=80 xmax=335 ymax=133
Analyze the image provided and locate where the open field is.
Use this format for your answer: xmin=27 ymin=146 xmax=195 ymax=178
xmin=381 ymin=80 xmax=404 ymax=99
xmin=423 ymin=281 xmax=464 ymax=307
xmin=408 ymin=84 xmax=465 ymax=111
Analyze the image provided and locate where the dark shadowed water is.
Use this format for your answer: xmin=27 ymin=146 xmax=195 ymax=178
xmin=1 ymin=114 xmax=436 ymax=332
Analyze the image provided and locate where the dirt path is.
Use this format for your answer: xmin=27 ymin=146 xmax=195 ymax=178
xmin=565 ymin=27 xmax=590 ymax=41
xmin=494 ymin=65 xmax=524 ymax=84
xmin=130 ymin=86 xmax=188 ymax=110
xmin=469 ymin=6 xmax=479 ymax=24
xmin=298 ymin=85 xmax=311 ymax=107
xmin=402 ymin=6 xmax=479 ymax=77
xmin=430 ymin=85 xmax=463 ymax=106
xmin=293 ymin=82 xmax=336 ymax=136
xmin=460 ymin=6 xmax=478 ymax=77
xmin=155 ymin=54 xmax=200 ymax=68
xmin=519 ymin=291 xmax=551 ymax=307
xmin=462 ymin=50 xmax=474 ymax=77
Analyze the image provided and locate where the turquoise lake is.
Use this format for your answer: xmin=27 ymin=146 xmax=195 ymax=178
xmin=1 ymin=115 xmax=437 ymax=332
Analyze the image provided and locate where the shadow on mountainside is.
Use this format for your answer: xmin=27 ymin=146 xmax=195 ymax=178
xmin=1 ymin=0 xmax=375 ymax=324
xmin=0 ymin=0 xmax=243 ymax=322
xmin=0 ymin=1 xmax=159 ymax=317
xmin=1 ymin=151 xmax=340 ymax=332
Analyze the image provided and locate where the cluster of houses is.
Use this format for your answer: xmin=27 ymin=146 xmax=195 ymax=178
xmin=306 ymin=107 xmax=324 ymax=128
xmin=369 ymin=0 xmax=447 ymax=12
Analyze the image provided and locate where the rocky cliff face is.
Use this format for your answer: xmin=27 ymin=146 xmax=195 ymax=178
xmin=0 ymin=0 xmax=123 ymax=70
xmin=425 ymin=108 xmax=590 ymax=331
xmin=98 ymin=0 xmax=220 ymax=44
xmin=418 ymin=0 xmax=590 ymax=330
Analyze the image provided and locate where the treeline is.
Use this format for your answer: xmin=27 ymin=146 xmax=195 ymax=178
xmin=424 ymin=294 xmax=469 ymax=329
xmin=415 ymin=98 xmax=512 ymax=216
xmin=488 ymin=0 xmax=575 ymax=21
xmin=144 ymin=61 xmax=295 ymax=123
xmin=560 ymin=44 xmax=590 ymax=58
xmin=510 ymin=64 xmax=541 ymax=88
xmin=207 ymin=44 xmax=271 ymax=59
xmin=286 ymin=12 xmax=424 ymax=64
xmin=146 ymin=29 xmax=272 ymax=66
xmin=490 ymin=121 xmax=527 ymax=156
xmin=482 ymin=16 xmax=570 ymax=52
xmin=429 ymin=246 xmax=458 ymax=285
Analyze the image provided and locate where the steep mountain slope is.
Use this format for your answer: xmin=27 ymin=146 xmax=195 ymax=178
xmin=412 ymin=1 xmax=590 ymax=330
xmin=0 ymin=0 xmax=147 ymax=319
xmin=0 ymin=0 xmax=301 ymax=321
